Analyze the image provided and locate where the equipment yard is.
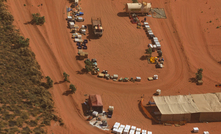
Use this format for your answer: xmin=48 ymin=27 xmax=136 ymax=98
xmin=7 ymin=0 xmax=221 ymax=133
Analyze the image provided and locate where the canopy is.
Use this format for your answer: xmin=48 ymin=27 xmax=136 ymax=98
xmin=153 ymin=92 xmax=221 ymax=115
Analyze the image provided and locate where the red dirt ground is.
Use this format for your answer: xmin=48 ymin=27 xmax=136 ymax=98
xmin=7 ymin=0 xmax=221 ymax=133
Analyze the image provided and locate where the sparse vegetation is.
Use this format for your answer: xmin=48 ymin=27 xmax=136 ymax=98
xmin=46 ymin=76 xmax=53 ymax=88
xmin=63 ymin=72 xmax=70 ymax=82
xmin=0 ymin=1 xmax=62 ymax=133
xmin=195 ymin=68 xmax=203 ymax=80
xmin=132 ymin=0 xmax=138 ymax=3
xmin=201 ymin=11 xmax=203 ymax=13
xmin=84 ymin=60 xmax=93 ymax=73
xmin=31 ymin=13 xmax=45 ymax=25
xmin=69 ymin=84 xmax=77 ymax=93
xmin=209 ymin=20 xmax=212 ymax=23
xmin=24 ymin=4 xmax=26 ymax=6
xmin=216 ymin=26 xmax=220 ymax=29
xmin=146 ymin=47 xmax=152 ymax=57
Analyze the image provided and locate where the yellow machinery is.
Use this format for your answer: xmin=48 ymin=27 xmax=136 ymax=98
xmin=149 ymin=57 xmax=158 ymax=63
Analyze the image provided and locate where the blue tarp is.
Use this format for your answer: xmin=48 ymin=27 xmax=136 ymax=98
xmin=76 ymin=12 xmax=84 ymax=16
xmin=67 ymin=7 xmax=72 ymax=12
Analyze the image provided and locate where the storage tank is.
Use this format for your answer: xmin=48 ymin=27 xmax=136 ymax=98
xmin=126 ymin=2 xmax=151 ymax=14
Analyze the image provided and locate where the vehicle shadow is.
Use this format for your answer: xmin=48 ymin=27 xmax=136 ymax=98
xmin=86 ymin=24 xmax=100 ymax=40
xmin=75 ymin=55 xmax=83 ymax=61
xmin=117 ymin=12 xmax=129 ymax=17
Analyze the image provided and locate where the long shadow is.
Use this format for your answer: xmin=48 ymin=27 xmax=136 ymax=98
xmin=143 ymin=105 xmax=160 ymax=125
xmin=189 ymin=77 xmax=196 ymax=83
xmin=54 ymin=80 xmax=65 ymax=85
xmin=81 ymin=103 xmax=90 ymax=116
xmin=138 ymin=101 xmax=152 ymax=121
xmin=24 ymin=21 xmax=32 ymax=25
xmin=62 ymin=90 xmax=73 ymax=96
xmin=75 ymin=55 xmax=85 ymax=61
xmin=86 ymin=24 xmax=100 ymax=40
xmin=76 ymin=68 xmax=88 ymax=75
xmin=117 ymin=12 xmax=129 ymax=17
xmin=140 ymin=55 xmax=147 ymax=61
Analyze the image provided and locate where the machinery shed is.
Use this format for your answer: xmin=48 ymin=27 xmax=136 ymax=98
xmin=88 ymin=94 xmax=103 ymax=113
xmin=153 ymin=92 xmax=221 ymax=122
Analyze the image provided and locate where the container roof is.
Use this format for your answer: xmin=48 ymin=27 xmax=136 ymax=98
xmin=89 ymin=94 xmax=103 ymax=107
xmin=153 ymin=92 xmax=221 ymax=114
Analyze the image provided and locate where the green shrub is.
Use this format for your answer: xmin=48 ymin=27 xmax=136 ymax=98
xmin=28 ymin=120 xmax=38 ymax=127
xmin=31 ymin=13 xmax=45 ymax=25
xmin=21 ymin=126 xmax=31 ymax=134
xmin=195 ymin=68 xmax=203 ymax=80
xmin=46 ymin=76 xmax=53 ymax=88
xmin=0 ymin=1 xmax=62 ymax=132
xmin=63 ymin=72 xmax=70 ymax=82
xmin=69 ymin=84 xmax=77 ymax=93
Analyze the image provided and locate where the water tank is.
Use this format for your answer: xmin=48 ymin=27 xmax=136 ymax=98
xmin=126 ymin=2 xmax=151 ymax=13
xmin=156 ymin=89 xmax=161 ymax=95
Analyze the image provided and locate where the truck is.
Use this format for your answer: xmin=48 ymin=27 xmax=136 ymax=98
xmin=91 ymin=17 xmax=103 ymax=37
xmin=77 ymin=50 xmax=88 ymax=60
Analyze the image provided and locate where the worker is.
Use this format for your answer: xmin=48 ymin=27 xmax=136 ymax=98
xmin=144 ymin=17 xmax=146 ymax=22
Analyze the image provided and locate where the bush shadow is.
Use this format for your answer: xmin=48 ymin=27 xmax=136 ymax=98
xmin=140 ymin=55 xmax=147 ymax=60
xmin=86 ymin=24 xmax=100 ymax=40
xmin=24 ymin=20 xmax=35 ymax=25
xmin=62 ymin=90 xmax=73 ymax=96
xmin=189 ymin=77 xmax=196 ymax=83
xmin=76 ymin=68 xmax=88 ymax=75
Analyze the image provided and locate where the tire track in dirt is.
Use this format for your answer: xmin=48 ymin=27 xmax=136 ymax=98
xmin=9 ymin=0 xmax=221 ymax=134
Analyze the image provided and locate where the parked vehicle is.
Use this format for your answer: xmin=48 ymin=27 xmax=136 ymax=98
xmin=83 ymin=39 xmax=88 ymax=43
xmin=91 ymin=58 xmax=97 ymax=63
xmin=74 ymin=38 xmax=83 ymax=42
xmin=102 ymin=70 xmax=108 ymax=74
xmin=83 ymin=46 xmax=87 ymax=49
xmin=91 ymin=17 xmax=103 ymax=37
xmin=75 ymin=17 xmax=84 ymax=22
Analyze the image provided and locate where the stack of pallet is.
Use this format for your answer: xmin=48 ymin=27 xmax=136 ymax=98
xmin=112 ymin=122 xmax=152 ymax=134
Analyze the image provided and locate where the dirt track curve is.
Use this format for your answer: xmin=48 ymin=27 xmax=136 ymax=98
xmin=8 ymin=0 xmax=221 ymax=133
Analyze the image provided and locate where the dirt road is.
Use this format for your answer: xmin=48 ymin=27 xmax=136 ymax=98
xmin=8 ymin=0 xmax=221 ymax=133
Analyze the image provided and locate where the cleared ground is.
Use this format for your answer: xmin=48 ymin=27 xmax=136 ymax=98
xmin=8 ymin=0 xmax=221 ymax=133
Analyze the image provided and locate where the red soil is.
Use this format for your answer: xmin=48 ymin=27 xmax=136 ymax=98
xmin=7 ymin=0 xmax=221 ymax=133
